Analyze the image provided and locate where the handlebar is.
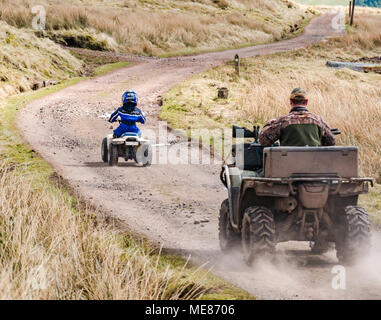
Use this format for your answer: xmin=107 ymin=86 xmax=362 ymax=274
xmin=331 ymin=128 xmax=341 ymax=135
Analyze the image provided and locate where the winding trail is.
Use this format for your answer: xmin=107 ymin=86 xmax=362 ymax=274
xmin=19 ymin=12 xmax=381 ymax=299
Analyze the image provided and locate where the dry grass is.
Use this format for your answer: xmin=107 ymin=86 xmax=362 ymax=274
xmin=0 ymin=162 xmax=208 ymax=299
xmin=162 ymin=10 xmax=381 ymax=182
xmin=0 ymin=21 xmax=83 ymax=98
xmin=0 ymin=0 xmax=310 ymax=98
xmin=0 ymin=0 xmax=310 ymax=56
xmin=0 ymin=0 xmax=310 ymax=97
xmin=333 ymin=7 xmax=381 ymax=50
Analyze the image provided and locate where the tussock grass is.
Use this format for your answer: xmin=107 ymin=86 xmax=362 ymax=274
xmin=334 ymin=8 xmax=381 ymax=50
xmin=0 ymin=163 xmax=207 ymax=299
xmin=0 ymin=21 xmax=82 ymax=98
xmin=161 ymin=10 xmax=381 ymax=183
xmin=0 ymin=0 xmax=310 ymax=98
xmin=0 ymin=162 xmax=205 ymax=299
xmin=0 ymin=0 xmax=310 ymax=56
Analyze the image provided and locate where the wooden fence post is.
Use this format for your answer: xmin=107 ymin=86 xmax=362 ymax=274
xmin=350 ymin=0 xmax=356 ymax=26
xmin=218 ymin=87 xmax=229 ymax=99
xmin=349 ymin=1 xmax=352 ymax=22
xmin=234 ymin=54 xmax=240 ymax=76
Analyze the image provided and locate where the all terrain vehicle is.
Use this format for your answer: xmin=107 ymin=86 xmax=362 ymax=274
xmin=219 ymin=125 xmax=373 ymax=265
xmin=101 ymin=131 xmax=152 ymax=167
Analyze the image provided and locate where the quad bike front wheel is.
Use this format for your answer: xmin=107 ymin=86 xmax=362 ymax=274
xmin=101 ymin=138 xmax=108 ymax=163
xmin=108 ymin=144 xmax=119 ymax=166
xmin=335 ymin=206 xmax=371 ymax=264
xmin=242 ymin=206 xmax=276 ymax=265
xmin=219 ymin=199 xmax=240 ymax=253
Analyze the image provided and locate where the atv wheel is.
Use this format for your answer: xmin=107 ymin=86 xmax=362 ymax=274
xmin=136 ymin=144 xmax=152 ymax=167
xmin=108 ymin=144 xmax=119 ymax=166
xmin=335 ymin=206 xmax=371 ymax=264
xmin=242 ymin=206 xmax=276 ymax=265
xmin=143 ymin=144 xmax=152 ymax=167
xmin=219 ymin=199 xmax=240 ymax=253
xmin=101 ymin=138 xmax=108 ymax=163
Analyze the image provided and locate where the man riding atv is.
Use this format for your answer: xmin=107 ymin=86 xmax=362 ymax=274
xmin=259 ymin=88 xmax=336 ymax=147
xmin=109 ymin=90 xmax=146 ymax=137
xmin=219 ymin=87 xmax=372 ymax=265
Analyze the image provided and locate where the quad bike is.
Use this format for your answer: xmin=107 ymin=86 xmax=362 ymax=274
xmin=219 ymin=125 xmax=373 ymax=265
xmin=101 ymin=129 xmax=152 ymax=167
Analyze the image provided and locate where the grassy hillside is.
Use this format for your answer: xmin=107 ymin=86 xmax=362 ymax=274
xmin=161 ymin=8 xmax=381 ymax=207
xmin=0 ymin=0 xmax=311 ymax=57
xmin=0 ymin=0 xmax=312 ymax=98
xmin=0 ymin=22 xmax=132 ymax=99
xmin=0 ymin=21 xmax=82 ymax=98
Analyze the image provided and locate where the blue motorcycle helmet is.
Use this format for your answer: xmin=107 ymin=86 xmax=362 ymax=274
xmin=122 ymin=90 xmax=138 ymax=106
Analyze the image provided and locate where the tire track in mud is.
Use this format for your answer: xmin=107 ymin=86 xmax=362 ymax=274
xmin=19 ymin=12 xmax=381 ymax=299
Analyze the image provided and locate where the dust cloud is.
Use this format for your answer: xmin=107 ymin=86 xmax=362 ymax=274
xmin=211 ymin=232 xmax=381 ymax=300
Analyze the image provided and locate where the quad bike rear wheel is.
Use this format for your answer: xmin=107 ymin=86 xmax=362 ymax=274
xmin=242 ymin=206 xmax=276 ymax=265
xmin=135 ymin=144 xmax=152 ymax=167
xmin=335 ymin=206 xmax=371 ymax=264
xmin=143 ymin=144 xmax=153 ymax=167
xmin=101 ymin=138 xmax=108 ymax=163
xmin=108 ymin=144 xmax=119 ymax=166
xmin=219 ymin=199 xmax=240 ymax=253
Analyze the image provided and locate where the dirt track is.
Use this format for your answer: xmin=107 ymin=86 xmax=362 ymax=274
xmin=19 ymin=12 xmax=381 ymax=299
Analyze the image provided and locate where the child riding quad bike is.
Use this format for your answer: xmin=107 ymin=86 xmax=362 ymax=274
xmin=219 ymin=125 xmax=373 ymax=265
xmin=101 ymin=90 xmax=152 ymax=166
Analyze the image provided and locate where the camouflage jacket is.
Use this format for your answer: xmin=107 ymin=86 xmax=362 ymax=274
xmin=258 ymin=109 xmax=336 ymax=147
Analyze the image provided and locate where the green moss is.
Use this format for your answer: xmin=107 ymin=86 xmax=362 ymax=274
xmin=69 ymin=49 xmax=130 ymax=77
xmin=92 ymin=62 xmax=130 ymax=77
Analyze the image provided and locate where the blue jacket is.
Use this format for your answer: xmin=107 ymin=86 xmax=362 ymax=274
xmin=109 ymin=106 xmax=146 ymax=135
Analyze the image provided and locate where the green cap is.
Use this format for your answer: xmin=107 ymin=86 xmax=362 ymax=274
xmin=290 ymin=88 xmax=307 ymax=100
